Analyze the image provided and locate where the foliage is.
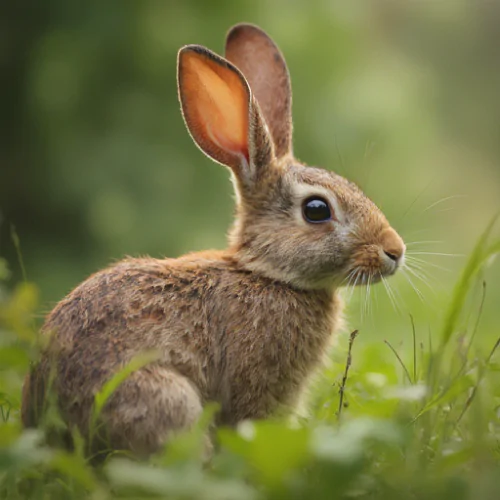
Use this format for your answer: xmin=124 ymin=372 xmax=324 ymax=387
xmin=0 ymin=222 xmax=499 ymax=500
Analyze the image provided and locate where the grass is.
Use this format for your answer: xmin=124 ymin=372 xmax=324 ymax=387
xmin=0 ymin=218 xmax=499 ymax=499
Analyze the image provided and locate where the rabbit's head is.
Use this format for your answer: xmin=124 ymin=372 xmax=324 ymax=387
xmin=178 ymin=24 xmax=405 ymax=290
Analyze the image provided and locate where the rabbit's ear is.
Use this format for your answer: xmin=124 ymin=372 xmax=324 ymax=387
xmin=225 ymin=24 xmax=292 ymax=159
xmin=178 ymin=45 xmax=273 ymax=182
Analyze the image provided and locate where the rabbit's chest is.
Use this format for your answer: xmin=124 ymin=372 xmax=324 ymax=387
xmin=214 ymin=286 xmax=343 ymax=424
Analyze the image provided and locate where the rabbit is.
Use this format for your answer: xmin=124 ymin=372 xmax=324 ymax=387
xmin=21 ymin=23 xmax=405 ymax=458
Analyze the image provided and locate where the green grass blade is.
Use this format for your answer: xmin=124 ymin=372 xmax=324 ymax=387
xmin=10 ymin=225 xmax=28 ymax=283
xmin=91 ymin=350 xmax=160 ymax=434
xmin=440 ymin=213 xmax=499 ymax=348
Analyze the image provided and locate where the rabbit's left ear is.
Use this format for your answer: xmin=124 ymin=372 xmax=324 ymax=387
xmin=225 ymin=24 xmax=293 ymax=159
xmin=177 ymin=45 xmax=274 ymax=188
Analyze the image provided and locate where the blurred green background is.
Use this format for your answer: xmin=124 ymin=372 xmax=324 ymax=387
xmin=1 ymin=0 xmax=499 ymax=345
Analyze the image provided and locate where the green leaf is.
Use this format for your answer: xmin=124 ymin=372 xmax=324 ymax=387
xmin=106 ymin=459 xmax=256 ymax=500
xmin=219 ymin=421 xmax=310 ymax=486
xmin=49 ymin=451 xmax=97 ymax=490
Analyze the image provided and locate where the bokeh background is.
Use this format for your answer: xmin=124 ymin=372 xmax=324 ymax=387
xmin=1 ymin=0 xmax=499 ymax=347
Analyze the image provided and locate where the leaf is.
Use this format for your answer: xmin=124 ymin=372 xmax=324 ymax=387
xmin=49 ymin=451 xmax=97 ymax=490
xmin=106 ymin=459 xmax=256 ymax=500
xmin=311 ymin=418 xmax=402 ymax=465
xmin=219 ymin=420 xmax=310 ymax=485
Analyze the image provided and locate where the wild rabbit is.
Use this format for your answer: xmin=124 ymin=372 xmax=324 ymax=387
xmin=22 ymin=23 xmax=405 ymax=457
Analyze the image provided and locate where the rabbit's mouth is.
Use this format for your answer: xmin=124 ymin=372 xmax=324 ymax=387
xmin=340 ymin=248 xmax=404 ymax=289
xmin=340 ymin=232 xmax=405 ymax=288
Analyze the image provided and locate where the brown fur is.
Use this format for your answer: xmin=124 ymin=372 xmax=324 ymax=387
xmin=21 ymin=24 xmax=405 ymax=458
xmin=23 ymin=255 xmax=340 ymax=456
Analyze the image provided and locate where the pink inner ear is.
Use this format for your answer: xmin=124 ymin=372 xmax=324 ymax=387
xmin=208 ymin=124 xmax=249 ymax=163
xmin=187 ymin=55 xmax=249 ymax=162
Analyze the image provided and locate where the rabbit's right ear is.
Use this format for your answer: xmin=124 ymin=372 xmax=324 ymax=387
xmin=178 ymin=45 xmax=274 ymax=184
xmin=225 ymin=24 xmax=292 ymax=159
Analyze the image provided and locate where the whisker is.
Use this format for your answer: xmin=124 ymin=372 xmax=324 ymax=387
xmin=405 ymin=240 xmax=443 ymax=247
xmin=400 ymin=175 xmax=437 ymax=221
xmin=405 ymin=265 xmax=434 ymax=286
xmin=403 ymin=229 xmax=434 ymax=238
xmin=362 ymin=280 xmax=366 ymax=319
xmin=366 ymin=272 xmax=377 ymax=321
xmin=358 ymin=272 xmax=366 ymax=319
xmin=403 ymin=264 xmax=436 ymax=294
xmin=404 ymin=259 xmax=436 ymax=279
xmin=407 ymin=252 xmax=464 ymax=258
xmin=406 ymin=267 xmax=441 ymax=291
xmin=384 ymin=274 xmax=404 ymax=314
xmin=362 ymin=273 xmax=370 ymax=320
xmin=366 ymin=273 xmax=373 ymax=321
xmin=347 ymin=271 xmax=361 ymax=304
xmin=435 ymin=207 xmax=460 ymax=213
xmin=381 ymin=275 xmax=396 ymax=312
xmin=404 ymin=258 xmax=433 ymax=274
xmin=405 ymin=255 xmax=451 ymax=273
xmin=344 ymin=270 xmax=358 ymax=303
xmin=421 ymin=194 xmax=467 ymax=214
xmin=373 ymin=275 xmax=380 ymax=313
xmin=340 ymin=269 xmax=356 ymax=288
xmin=402 ymin=269 xmax=426 ymax=303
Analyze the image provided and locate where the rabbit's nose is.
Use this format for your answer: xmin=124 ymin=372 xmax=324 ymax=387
xmin=381 ymin=228 xmax=405 ymax=263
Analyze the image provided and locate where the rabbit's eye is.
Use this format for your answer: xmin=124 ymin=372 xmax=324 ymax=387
xmin=302 ymin=197 xmax=332 ymax=223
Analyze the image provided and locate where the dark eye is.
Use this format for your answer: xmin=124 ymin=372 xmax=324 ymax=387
xmin=302 ymin=197 xmax=332 ymax=223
